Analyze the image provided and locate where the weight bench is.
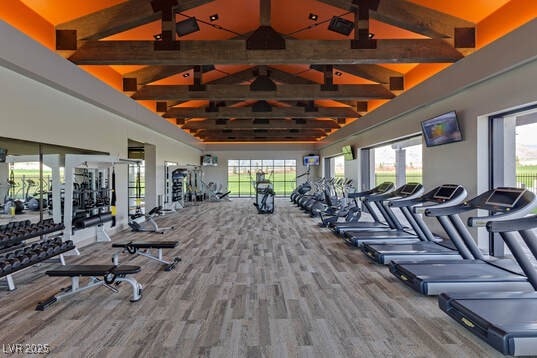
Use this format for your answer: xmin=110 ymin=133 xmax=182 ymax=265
xmin=36 ymin=265 xmax=142 ymax=311
xmin=112 ymin=241 xmax=181 ymax=271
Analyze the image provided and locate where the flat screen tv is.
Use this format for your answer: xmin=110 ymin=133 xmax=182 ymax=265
xmin=342 ymin=145 xmax=354 ymax=161
xmin=0 ymin=148 xmax=6 ymax=162
xmin=421 ymin=111 xmax=463 ymax=147
xmin=303 ymin=155 xmax=320 ymax=166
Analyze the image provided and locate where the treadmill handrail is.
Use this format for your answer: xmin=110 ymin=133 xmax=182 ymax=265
xmin=425 ymin=203 xmax=473 ymax=217
xmin=469 ymin=200 xmax=537 ymax=227
xmin=388 ymin=188 xmax=426 ymax=207
xmin=347 ymin=182 xmax=394 ymax=199
xmin=365 ymin=190 xmax=405 ymax=203
xmin=414 ymin=187 xmax=468 ymax=214
xmin=486 ymin=214 xmax=537 ymax=232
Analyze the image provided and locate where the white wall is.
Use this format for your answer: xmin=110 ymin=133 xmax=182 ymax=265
xmin=319 ymin=19 xmax=537 ymax=247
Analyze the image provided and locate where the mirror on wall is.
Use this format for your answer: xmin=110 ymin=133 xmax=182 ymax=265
xmin=0 ymin=137 xmax=105 ymax=225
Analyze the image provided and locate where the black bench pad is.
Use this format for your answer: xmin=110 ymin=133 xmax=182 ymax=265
xmin=46 ymin=265 xmax=141 ymax=277
xmin=112 ymin=241 xmax=178 ymax=249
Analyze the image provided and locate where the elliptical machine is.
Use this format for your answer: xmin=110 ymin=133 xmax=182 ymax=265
xmin=3 ymin=173 xmax=24 ymax=215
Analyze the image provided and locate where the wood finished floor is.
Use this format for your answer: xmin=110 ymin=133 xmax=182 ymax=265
xmin=0 ymin=199 xmax=504 ymax=358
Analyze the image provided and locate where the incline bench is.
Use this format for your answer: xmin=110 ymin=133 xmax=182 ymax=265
xmin=36 ymin=264 xmax=142 ymax=310
xmin=112 ymin=241 xmax=181 ymax=271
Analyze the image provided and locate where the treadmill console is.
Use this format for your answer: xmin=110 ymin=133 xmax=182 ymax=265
xmin=433 ymin=184 xmax=460 ymax=201
xmin=484 ymin=187 xmax=525 ymax=209
xmin=377 ymin=182 xmax=393 ymax=193
xmin=400 ymin=183 xmax=421 ymax=195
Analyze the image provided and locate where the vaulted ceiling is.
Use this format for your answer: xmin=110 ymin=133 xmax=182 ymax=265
xmin=6 ymin=0 xmax=522 ymax=143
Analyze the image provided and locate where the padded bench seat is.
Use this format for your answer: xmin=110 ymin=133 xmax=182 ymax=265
xmin=112 ymin=241 xmax=178 ymax=249
xmin=46 ymin=265 xmax=141 ymax=277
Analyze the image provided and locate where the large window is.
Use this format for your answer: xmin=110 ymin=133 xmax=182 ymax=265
xmin=516 ymin=121 xmax=537 ymax=193
xmin=489 ymin=105 xmax=537 ymax=256
xmin=374 ymin=137 xmax=422 ymax=186
xmin=333 ymin=155 xmax=345 ymax=178
xmin=228 ymin=159 xmax=296 ymax=197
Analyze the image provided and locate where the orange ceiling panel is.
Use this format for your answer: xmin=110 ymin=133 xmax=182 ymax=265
xmin=18 ymin=0 xmax=126 ymax=25
xmin=477 ymin=0 xmax=537 ymax=48
xmin=408 ymin=0 xmax=511 ymax=23
xmin=1 ymin=1 xmax=54 ymax=48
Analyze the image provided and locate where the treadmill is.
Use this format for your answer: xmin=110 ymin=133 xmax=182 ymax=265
xmin=361 ymin=184 xmax=468 ymax=264
xmin=439 ymin=215 xmax=537 ymax=356
xmin=390 ymin=187 xmax=537 ymax=295
xmin=331 ymin=182 xmax=395 ymax=234
xmin=343 ymin=182 xmax=425 ymax=247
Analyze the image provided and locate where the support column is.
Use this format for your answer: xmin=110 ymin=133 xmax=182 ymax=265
xmin=0 ymin=162 xmax=9 ymax=203
xmin=144 ymin=143 xmax=157 ymax=211
xmin=395 ymin=148 xmax=406 ymax=187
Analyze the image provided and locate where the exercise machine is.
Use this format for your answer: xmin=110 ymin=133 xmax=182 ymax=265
xmin=342 ymin=182 xmax=424 ymax=247
xmin=390 ymin=187 xmax=537 ymax=295
xmin=331 ymin=182 xmax=394 ymax=234
xmin=128 ymin=206 xmax=175 ymax=234
xmin=439 ymin=214 xmax=537 ymax=356
xmin=361 ymin=184 xmax=468 ymax=264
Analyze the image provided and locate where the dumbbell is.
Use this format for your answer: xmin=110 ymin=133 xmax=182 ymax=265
xmin=11 ymin=250 xmax=31 ymax=265
xmin=30 ymin=247 xmax=48 ymax=261
xmin=0 ymin=260 xmax=12 ymax=275
xmin=61 ymin=240 xmax=74 ymax=250
xmin=2 ymin=256 xmax=21 ymax=270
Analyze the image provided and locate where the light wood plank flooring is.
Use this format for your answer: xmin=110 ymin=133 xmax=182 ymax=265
xmin=0 ymin=199 xmax=503 ymax=357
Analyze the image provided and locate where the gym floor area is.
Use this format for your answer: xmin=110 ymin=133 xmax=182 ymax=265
xmin=0 ymin=199 xmax=502 ymax=357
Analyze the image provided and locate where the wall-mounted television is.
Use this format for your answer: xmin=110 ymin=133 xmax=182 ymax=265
xmin=342 ymin=145 xmax=354 ymax=161
xmin=0 ymin=148 xmax=6 ymax=162
xmin=421 ymin=111 xmax=463 ymax=147
xmin=201 ymin=154 xmax=218 ymax=166
xmin=303 ymin=155 xmax=320 ymax=166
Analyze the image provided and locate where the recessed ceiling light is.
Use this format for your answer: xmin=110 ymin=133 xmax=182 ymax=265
xmin=209 ymin=14 xmax=219 ymax=22
xmin=182 ymin=72 xmax=191 ymax=78
xmin=153 ymin=33 xmax=162 ymax=40
xmin=308 ymin=13 xmax=318 ymax=21
xmin=334 ymin=71 xmax=342 ymax=76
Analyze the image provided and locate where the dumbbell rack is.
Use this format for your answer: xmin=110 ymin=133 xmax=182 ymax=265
xmin=0 ymin=218 xmax=72 ymax=291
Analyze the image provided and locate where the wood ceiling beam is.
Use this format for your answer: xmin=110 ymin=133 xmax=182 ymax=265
xmin=200 ymin=137 xmax=320 ymax=142
xmin=56 ymin=0 xmax=215 ymax=41
xmin=195 ymin=128 xmax=328 ymax=138
xmin=333 ymin=64 xmax=402 ymax=85
xmin=124 ymin=65 xmax=193 ymax=86
xmin=69 ymin=39 xmax=463 ymax=65
xmin=164 ymin=106 xmax=360 ymax=119
xmin=317 ymin=0 xmax=474 ymax=39
xmin=182 ymin=118 xmax=341 ymax=130
xmin=132 ymin=84 xmax=395 ymax=101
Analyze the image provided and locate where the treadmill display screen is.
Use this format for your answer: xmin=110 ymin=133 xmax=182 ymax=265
xmin=400 ymin=183 xmax=420 ymax=195
xmin=485 ymin=188 xmax=525 ymax=207
xmin=433 ymin=185 xmax=459 ymax=200
xmin=377 ymin=182 xmax=392 ymax=193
